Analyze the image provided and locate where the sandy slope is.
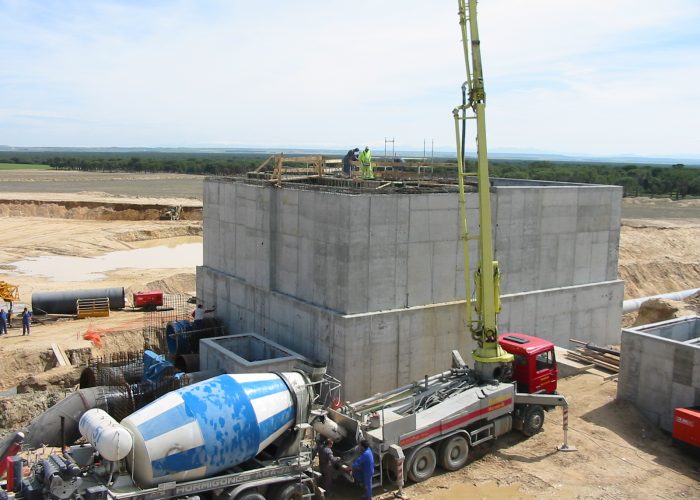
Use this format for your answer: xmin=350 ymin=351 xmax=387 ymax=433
xmin=619 ymin=197 xmax=700 ymax=299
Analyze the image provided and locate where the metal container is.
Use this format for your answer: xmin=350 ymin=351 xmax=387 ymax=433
xmin=121 ymin=372 xmax=308 ymax=487
xmin=32 ymin=287 xmax=125 ymax=315
xmin=133 ymin=291 xmax=163 ymax=308
xmin=79 ymin=409 xmax=133 ymax=461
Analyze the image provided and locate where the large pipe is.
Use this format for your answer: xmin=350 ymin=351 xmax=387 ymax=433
xmin=32 ymin=287 xmax=125 ymax=315
xmin=622 ymin=288 xmax=700 ymax=313
xmin=25 ymin=387 xmax=127 ymax=448
xmin=80 ymin=364 xmax=144 ymax=388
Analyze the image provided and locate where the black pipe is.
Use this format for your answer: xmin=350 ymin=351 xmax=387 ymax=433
xmin=32 ymin=287 xmax=125 ymax=315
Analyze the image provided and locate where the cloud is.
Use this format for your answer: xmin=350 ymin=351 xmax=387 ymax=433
xmin=0 ymin=0 xmax=698 ymax=155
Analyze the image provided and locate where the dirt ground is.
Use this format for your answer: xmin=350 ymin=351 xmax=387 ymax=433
xmin=619 ymin=197 xmax=700 ymax=299
xmin=0 ymin=172 xmax=699 ymax=498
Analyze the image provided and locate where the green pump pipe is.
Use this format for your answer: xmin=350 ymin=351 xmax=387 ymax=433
xmin=453 ymin=108 xmax=472 ymax=332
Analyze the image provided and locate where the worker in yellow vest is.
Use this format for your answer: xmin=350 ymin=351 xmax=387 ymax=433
xmin=359 ymin=146 xmax=374 ymax=180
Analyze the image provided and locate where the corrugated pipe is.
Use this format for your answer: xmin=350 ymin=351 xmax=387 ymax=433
xmin=24 ymin=386 xmax=127 ymax=448
xmin=622 ymin=288 xmax=700 ymax=313
xmin=32 ymin=287 xmax=125 ymax=315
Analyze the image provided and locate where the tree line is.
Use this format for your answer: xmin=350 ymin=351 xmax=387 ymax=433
xmin=1 ymin=152 xmax=698 ymax=198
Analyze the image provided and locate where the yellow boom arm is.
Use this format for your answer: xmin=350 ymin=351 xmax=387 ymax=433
xmin=454 ymin=0 xmax=513 ymax=372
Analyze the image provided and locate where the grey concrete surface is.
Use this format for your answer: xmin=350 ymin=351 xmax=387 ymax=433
xmin=200 ymin=333 xmax=311 ymax=374
xmin=618 ymin=316 xmax=700 ymax=432
xmin=199 ymin=177 xmax=624 ymax=400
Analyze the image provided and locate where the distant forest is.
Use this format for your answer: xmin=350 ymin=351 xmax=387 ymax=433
xmin=1 ymin=151 xmax=699 ymax=198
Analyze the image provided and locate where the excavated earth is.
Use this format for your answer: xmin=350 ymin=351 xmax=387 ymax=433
xmin=0 ymin=172 xmax=699 ymax=498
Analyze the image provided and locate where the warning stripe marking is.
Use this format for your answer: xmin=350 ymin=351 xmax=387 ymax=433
xmin=399 ymin=398 xmax=513 ymax=447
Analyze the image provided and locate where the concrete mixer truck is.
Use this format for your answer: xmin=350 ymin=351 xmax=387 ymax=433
xmin=5 ymin=370 xmax=340 ymax=500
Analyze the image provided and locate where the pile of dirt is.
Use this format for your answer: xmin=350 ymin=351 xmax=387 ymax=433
xmin=0 ymin=390 xmax=67 ymax=434
xmin=116 ymin=224 xmax=202 ymax=243
xmin=0 ymin=324 xmax=147 ymax=392
xmin=124 ymin=272 xmax=196 ymax=299
xmin=618 ymin=220 xmax=700 ymax=299
xmin=633 ymin=298 xmax=698 ymax=326
xmin=17 ymin=365 xmax=82 ymax=393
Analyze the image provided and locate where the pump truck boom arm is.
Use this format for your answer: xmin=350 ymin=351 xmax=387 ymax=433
xmin=454 ymin=0 xmax=513 ymax=376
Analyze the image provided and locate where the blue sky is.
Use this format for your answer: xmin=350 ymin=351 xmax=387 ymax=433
xmin=1 ymin=0 xmax=699 ymax=157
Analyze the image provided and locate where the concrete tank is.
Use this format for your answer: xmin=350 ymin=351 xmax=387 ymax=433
xmin=120 ymin=371 xmax=309 ymax=487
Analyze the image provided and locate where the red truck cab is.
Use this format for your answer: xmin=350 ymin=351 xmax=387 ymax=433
xmin=498 ymin=333 xmax=558 ymax=394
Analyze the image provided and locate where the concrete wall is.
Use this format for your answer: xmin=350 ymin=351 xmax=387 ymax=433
xmin=198 ymin=266 xmax=623 ymax=400
xmin=618 ymin=317 xmax=700 ymax=432
xmin=199 ymin=178 xmax=624 ymax=400
xmin=203 ymin=179 xmax=622 ymax=314
xmin=494 ymin=186 xmax=621 ymax=293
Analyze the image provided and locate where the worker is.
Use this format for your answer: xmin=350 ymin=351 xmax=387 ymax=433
xmin=7 ymin=304 xmax=12 ymax=328
xmin=342 ymin=148 xmax=359 ymax=177
xmin=0 ymin=308 xmax=7 ymax=335
xmin=191 ymin=303 xmax=216 ymax=331
xmin=359 ymin=146 xmax=374 ymax=180
xmin=351 ymin=439 xmax=374 ymax=499
xmin=22 ymin=307 xmax=32 ymax=336
xmin=318 ymin=438 xmax=341 ymax=495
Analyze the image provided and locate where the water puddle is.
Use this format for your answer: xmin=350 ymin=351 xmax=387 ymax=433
xmin=8 ymin=243 xmax=203 ymax=282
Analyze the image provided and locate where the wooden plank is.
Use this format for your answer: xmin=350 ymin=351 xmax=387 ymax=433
xmin=51 ymin=343 xmax=68 ymax=367
xmin=566 ymin=352 xmax=618 ymax=372
xmin=278 ymin=156 xmax=324 ymax=164
xmin=57 ymin=344 xmax=71 ymax=366
xmin=254 ymin=155 xmax=274 ymax=172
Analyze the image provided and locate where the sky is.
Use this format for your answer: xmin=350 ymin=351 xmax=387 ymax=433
xmin=1 ymin=0 xmax=699 ymax=157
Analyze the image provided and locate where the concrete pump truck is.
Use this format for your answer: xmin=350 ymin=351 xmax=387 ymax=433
xmin=320 ymin=0 xmax=574 ymax=492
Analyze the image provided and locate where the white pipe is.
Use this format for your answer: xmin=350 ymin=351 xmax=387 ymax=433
xmin=623 ymin=288 xmax=700 ymax=313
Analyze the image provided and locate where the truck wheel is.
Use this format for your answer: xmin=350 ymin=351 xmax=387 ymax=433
xmin=237 ymin=493 xmax=265 ymax=500
xmin=272 ymin=482 xmax=311 ymax=500
xmin=407 ymin=446 xmax=436 ymax=483
xmin=438 ymin=435 xmax=469 ymax=471
xmin=383 ymin=453 xmax=400 ymax=484
xmin=522 ymin=405 xmax=545 ymax=436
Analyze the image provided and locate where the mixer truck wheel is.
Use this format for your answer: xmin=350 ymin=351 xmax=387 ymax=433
xmin=522 ymin=405 xmax=545 ymax=436
xmin=272 ymin=482 xmax=311 ymax=500
xmin=407 ymin=445 xmax=436 ymax=483
xmin=438 ymin=435 xmax=469 ymax=471
xmin=236 ymin=492 xmax=265 ymax=500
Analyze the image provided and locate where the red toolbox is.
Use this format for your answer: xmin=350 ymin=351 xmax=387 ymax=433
xmin=133 ymin=290 xmax=164 ymax=308
xmin=672 ymin=407 xmax=700 ymax=448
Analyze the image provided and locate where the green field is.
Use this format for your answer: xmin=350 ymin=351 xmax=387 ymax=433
xmin=0 ymin=162 xmax=51 ymax=170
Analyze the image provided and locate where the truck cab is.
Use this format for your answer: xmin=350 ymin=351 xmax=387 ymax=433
xmin=499 ymin=333 xmax=558 ymax=394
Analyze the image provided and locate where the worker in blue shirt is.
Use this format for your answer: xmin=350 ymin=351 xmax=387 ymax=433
xmin=342 ymin=148 xmax=359 ymax=177
xmin=22 ymin=307 xmax=32 ymax=336
xmin=352 ymin=439 xmax=374 ymax=499
xmin=0 ymin=308 xmax=7 ymax=335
